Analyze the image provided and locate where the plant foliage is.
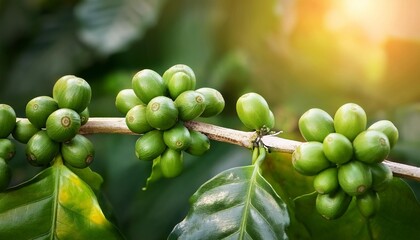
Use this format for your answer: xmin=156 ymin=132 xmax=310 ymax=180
xmin=0 ymin=156 xmax=123 ymax=239
xmin=169 ymin=164 xmax=290 ymax=239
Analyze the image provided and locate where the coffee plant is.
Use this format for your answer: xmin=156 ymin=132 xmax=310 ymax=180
xmin=0 ymin=64 xmax=419 ymax=239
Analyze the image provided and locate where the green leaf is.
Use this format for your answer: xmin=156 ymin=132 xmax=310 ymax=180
xmin=75 ymin=0 xmax=164 ymax=55
xmin=66 ymin=165 xmax=104 ymax=193
xmin=294 ymin=178 xmax=420 ymax=239
xmin=142 ymin=157 xmax=163 ymax=191
xmin=0 ymin=158 xmax=123 ymax=239
xmin=169 ymin=165 xmax=290 ymax=239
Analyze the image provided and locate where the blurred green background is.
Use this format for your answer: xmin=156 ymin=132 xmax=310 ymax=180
xmin=1 ymin=0 xmax=420 ymax=239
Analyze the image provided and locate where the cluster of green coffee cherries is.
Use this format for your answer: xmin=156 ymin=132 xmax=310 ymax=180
xmin=0 ymin=75 xmax=93 ymax=180
xmin=115 ymin=64 xmax=225 ymax=178
xmin=293 ymin=103 xmax=397 ymax=220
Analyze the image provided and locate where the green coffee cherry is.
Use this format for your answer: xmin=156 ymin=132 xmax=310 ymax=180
xmin=163 ymin=123 xmax=192 ymax=151
xmin=12 ymin=119 xmax=40 ymax=144
xmin=53 ymin=75 xmax=92 ymax=112
xmin=356 ymin=191 xmax=380 ymax=218
xmin=195 ymin=88 xmax=225 ymax=117
xmin=25 ymin=96 xmax=58 ymax=129
xmin=46 ymin=108 xmax=81 ymax=142
xmin=79 ymin=108 xmax=89 ymax=126
xmin=146 ymin=96 xmax=178 ymax=130
xmin=0 ymin=139 xmax=15 ymax=162
xmin=126 ymin=105 xmax=153 ymax=134
xmin=334 ymin=103 xmax=367 ymax=141
xmin=26 ymin=130 xmax=59 ymax=166
xmin=174 ymin=91 xmax=206 ymax=121
xmin=322 ymin=133 xmax=353 ymax=165
xmin=368 ymin=120 xmax=399 ymax=148
xmin=167 ymin=72 xmax=196 ymax=100
xmin=185 ymin=130 xmax=210 ymax=156
xmin=298 ymin=108 xmax=335 ymax=142
xmin=292 ymin=142 xmax=331 ymax=176
xmin=313 ymin=167 xmax=339 ymax=194
xmin=0 ymin=104 xmax=16 ymax=138
xmin=236 ymin=92 xmax=274 ymax=130
xmin=338 ymin=160 xmax=372 ymax=196
xmin=115 ymin=89 xmax=144 ymax=115
xmin=370 ymin=163 xmax=393 ymax=192
xmin=316 ymin=189 xmax=352 ymax=220
xmin=61 ymin=134 xmax=95 ymax=169
xmin=162 ymin=64 xmax=196 ymax=87
xmin=135 ymin=130 xmax=166 ymax=161
xmin=353 ymin=130 xmax=390 ymax=164
xmin=132 ymin=69 xmax=167 ymax=104
xmin=160 ymin=148 xmax=183 ymax=178
xmin=0 ymin=158 xmax=11 ymax=191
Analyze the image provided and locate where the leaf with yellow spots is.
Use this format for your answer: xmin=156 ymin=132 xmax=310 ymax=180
xmin=0 ymin=155 xmax=123 ymax=239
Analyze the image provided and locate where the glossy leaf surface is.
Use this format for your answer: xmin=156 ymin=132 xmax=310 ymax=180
xmin=169 ymin=165 xmax=290 ymax=239
xmin=0 ymin=159 xmax=123 ymax=239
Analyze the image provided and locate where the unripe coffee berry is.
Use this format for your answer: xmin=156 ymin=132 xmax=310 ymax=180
xmin=126 ymin=105 xmax=153 ymax=134
xmin=368 ymin=120 xmax=399 ymax=148
xmin=236 ymin=92 xmax=274 ymax=130
xmin=46 ymin=108 xmax=81 ymax=142
xmin=61 ymin=134 xmax=95 ymax=169
xmin=298 ymin=108 xmax=334 ymax=142
xmin=132 ymin=69 xmax=167 ymax=104
xmin=316 ymin=189 xmax=352 ymax=220
xmin=356 ymin=190 xmax=380 ymax=218
xmin=292 ymin=142 xmax=331 ymax=176
xmin=53 ymin=75 xmax=92 ymax=112
xmin=369 ymin=162 xmax=393 ymax=192
xmin=338 ymin=160 xmax=372 ymax=196
xmin=162 ymin=64 xmax=196 ymax=87
xmin=26 ymin=96 xmax=58 ymax=129
xmin=26 ymin=130 xmax=59 ymax=166
xmin=135 ymin=130 xmax=166 ymax=161
xmin=146 ymin=96 xmax=178 ymax=130
xmin=163 ymin=122 xmax=192 ymax=151
xmin=334 ymin=103 xmax=367 ymax=141
xmin=0 ymin=104 xmax=16 ymax=138
xmin=0 ymin=139 xmax=16 ymax=162
xmin=196 ymin=88 xmax=225 ymax=117
xmin=353 ymin=130 xmax=390 ymax=164
xmin=160 ymin=148 xmax=183 ymax=178
xmin=174 ymin=91 xmax=206 ymax=121
xmin=322 ymin=133 xmax=353 ymax=165
xmin=79 ymin=108 xmax=90 ymax=126
xmin=12 ymin=119 xmax=40 ymax=144
xmin=167 ymin=72 xmax=196 ymax=100
xmin=185 ymin=130 xmax=210 ymax=156
xmin=115 ymin=89 xmax=144 ymax=115
xmin=313 ymin=167 xmax=339 ymax=194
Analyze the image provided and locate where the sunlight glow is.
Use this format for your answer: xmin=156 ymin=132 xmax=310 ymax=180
xmin=343 ymin=0 xmax=371 ymax=17
xmin=327 ymin=0 xmax=420 ymax=42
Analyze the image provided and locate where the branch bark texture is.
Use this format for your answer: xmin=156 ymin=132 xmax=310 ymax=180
xmin=79 ymin=118 xmax=420 ymax=181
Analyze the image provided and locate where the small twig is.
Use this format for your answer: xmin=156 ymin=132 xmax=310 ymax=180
xmin=73 ymin=118 xmax=420 ymax=181
xmin=184 ymin=121 xmax=256 ymax=148
xmin=78 ymin=117 xmax=133 ymax=135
